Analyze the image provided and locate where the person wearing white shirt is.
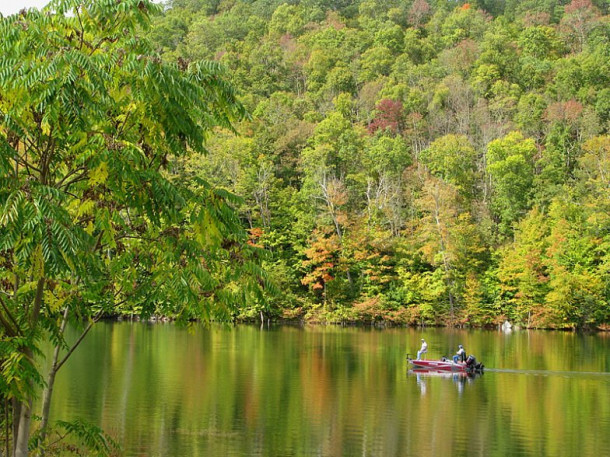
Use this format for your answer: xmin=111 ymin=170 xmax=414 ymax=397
xmin=416 ymin=339 xmax=428 ymax=360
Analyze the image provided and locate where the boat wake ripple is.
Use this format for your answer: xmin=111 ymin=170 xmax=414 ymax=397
xmin=485 ymin=368 xmax=610 ymax=377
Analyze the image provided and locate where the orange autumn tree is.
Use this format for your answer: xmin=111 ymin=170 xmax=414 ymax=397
xmin=301 ymin=230 xmax=341 ymax=304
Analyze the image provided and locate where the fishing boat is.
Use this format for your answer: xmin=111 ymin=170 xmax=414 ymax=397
xmin=407 ymin=355 xmax=484 ymax=373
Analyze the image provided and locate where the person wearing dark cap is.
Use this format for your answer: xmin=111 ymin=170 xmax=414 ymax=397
xmin=453 ymin=344 xmax=466 ymax=363
xmin=416 ymin=338 xmax=428 ymax=360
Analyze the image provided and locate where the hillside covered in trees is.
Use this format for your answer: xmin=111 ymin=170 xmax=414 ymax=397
xmin=150 ymin=0 xmax=610 ymax=329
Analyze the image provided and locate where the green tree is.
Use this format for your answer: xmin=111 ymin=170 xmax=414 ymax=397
xmin=358 ymin=46 xmax=394 ymax=82
xmin=0 ymin=1 xmax=263 ymax=455
xmin=374 ymin=24 xmax=405 ymax=54
xmin=301 ymin=111 xmax=365 ymax=181
xmin=472 ymin=21 xmax=520 ymax=93
xmin=440 ymin=4 xmax=490 ymax=47
xmin=486 ymin=131 xmax=537 ymax=235
xmin=496 ymin=209 xmax=550 ymax=326
xmin=515 ymin=93 xmax=547 ymax=140
xmin=544 ymin=201 xmax=607 ymax=328
xmin=414 ymin=172 xmax=488 ymax=323
xmin=419 ymin=134 xmax=479 ymax=201
xmin=518 ymin=25 xmax=564 ymax=59
xmin=269 ymin=3 xmax=305 ymax=37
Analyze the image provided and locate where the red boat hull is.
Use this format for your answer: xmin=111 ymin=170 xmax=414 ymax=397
xmin=408 ymin=358 xmax=470 ymax=372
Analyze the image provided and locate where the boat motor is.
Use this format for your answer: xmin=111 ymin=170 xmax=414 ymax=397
xmin=466 ymin=355 xmax=484 ymax=371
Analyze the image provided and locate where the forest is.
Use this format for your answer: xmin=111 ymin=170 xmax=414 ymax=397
xmin=0 ymin=1 xmax=608 ymax=455
xmin=147 ymin=0 xmax=610 ymax=330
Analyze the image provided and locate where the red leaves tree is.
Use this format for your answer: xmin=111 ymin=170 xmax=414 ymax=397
xmin=368 ymin=99 xmax=404 ymax=135
xmin=560 ymin=0 xmax=601 ymax=52
xmin=408 ymin=0 xmax=431 ymax=28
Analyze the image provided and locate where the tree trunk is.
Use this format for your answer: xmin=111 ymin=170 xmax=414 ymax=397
xmin=4 ymin=396 xmax=10 ymax=457
xmin=13 ymin=347 xmax=35 ymax=457
xmin=12 ymin=399 xmax=20 ymax=457
xmin=14 ymin=397 xmax=32 ymax=457
xmin=39 ymin=307 xmax=69 ymax=446
xmin=11 ymin=278 xmax=46 ymax=457
xmin=38 ymin=366 xmax=57 ymax=452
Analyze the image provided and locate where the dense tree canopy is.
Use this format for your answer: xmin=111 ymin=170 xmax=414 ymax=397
xmin=144 ymin=0 xmax=609 ymax=331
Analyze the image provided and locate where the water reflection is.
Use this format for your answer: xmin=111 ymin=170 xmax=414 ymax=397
xmin=41 ymin=323 xmax=610 ymax=457
xmin=408 ymin=368 xmax=482 ymax=396
xmin=415 ymin=372 xmax=427 ymax=396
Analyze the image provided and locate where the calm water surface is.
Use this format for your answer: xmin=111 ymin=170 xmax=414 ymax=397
xmin=44 ymin=323 xmax=610 ymax=456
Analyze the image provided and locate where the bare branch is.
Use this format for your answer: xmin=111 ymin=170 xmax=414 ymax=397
xmin=55 ymin=309 xmax=104 ymax=372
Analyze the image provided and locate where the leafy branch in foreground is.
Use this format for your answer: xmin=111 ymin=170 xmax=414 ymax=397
xmin=0 ymin=1 xmax=264 ymax=455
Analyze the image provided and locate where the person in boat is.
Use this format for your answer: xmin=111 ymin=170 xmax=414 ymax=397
xmin=416 ymin=339 xmax=428 ymax=360
xmin=453 ymin=344 xmax=466 ymax=363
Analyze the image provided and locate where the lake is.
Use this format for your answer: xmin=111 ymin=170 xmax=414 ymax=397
xmin=43 ymin=323 xmax=609 ymax=456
